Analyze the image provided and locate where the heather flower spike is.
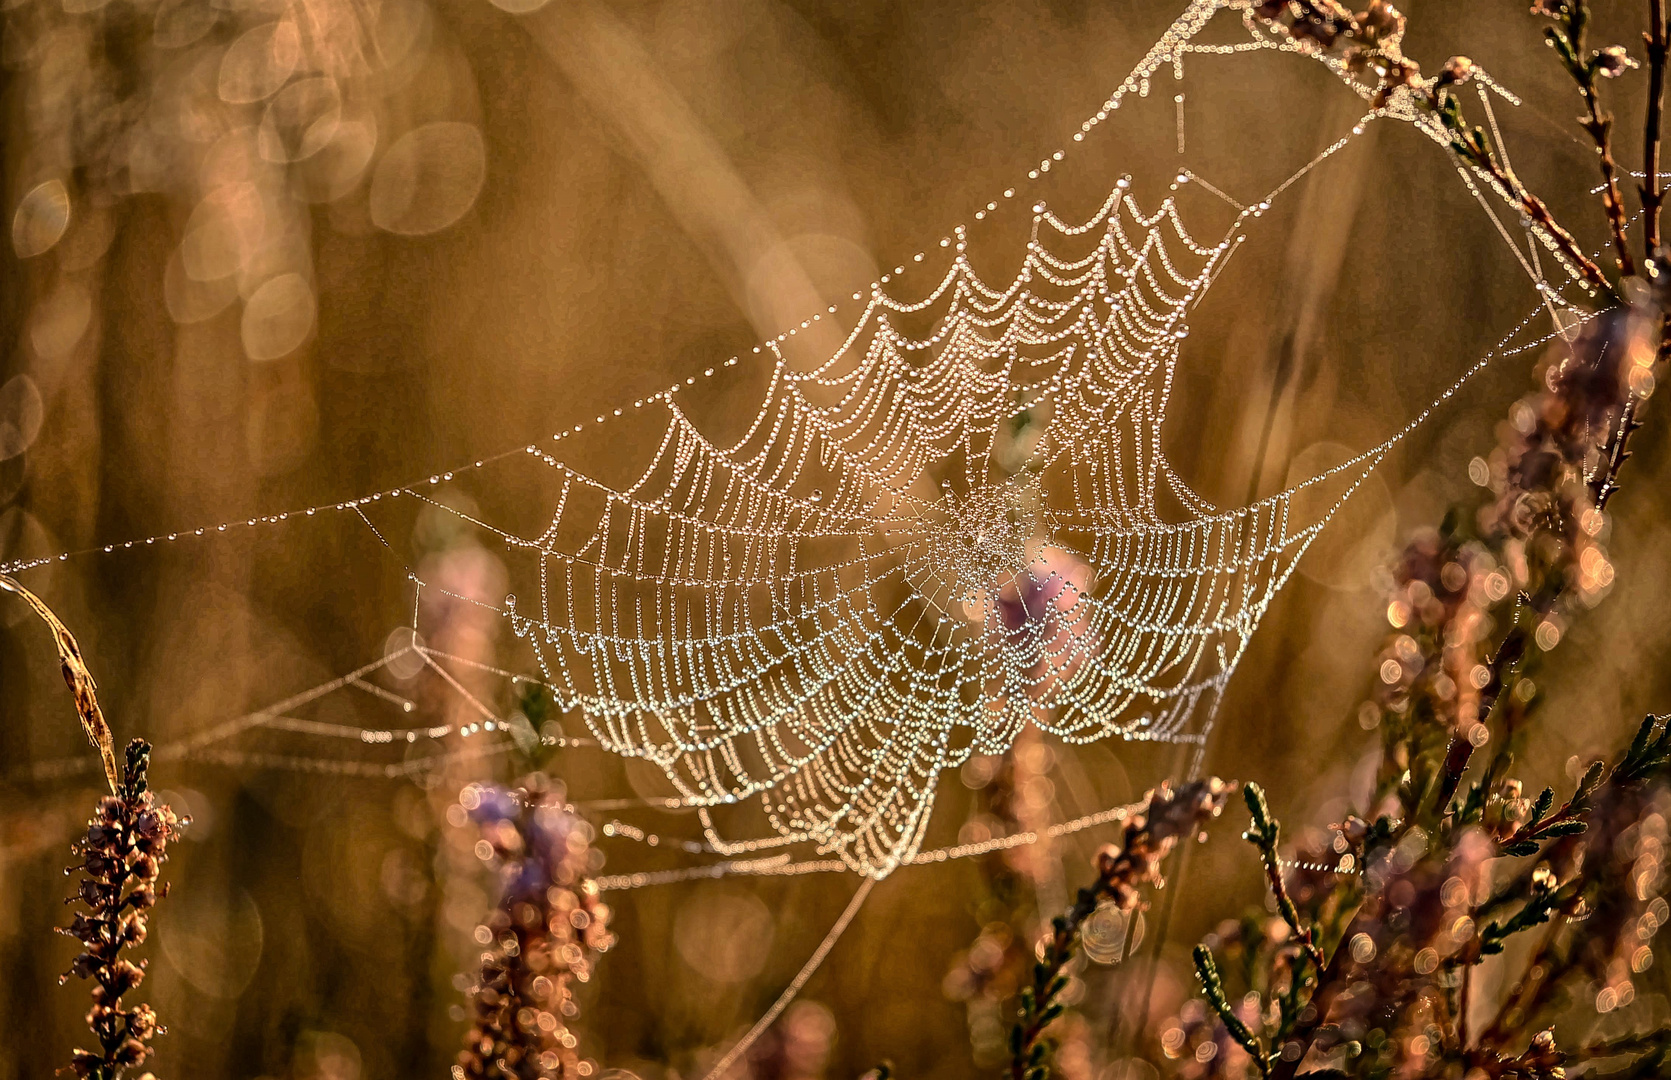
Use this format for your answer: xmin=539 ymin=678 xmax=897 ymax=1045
xmin=60 ymin=739 xmax=184 ymax=1080
xmin=454 ymin=781 xmax=614 ymax=1080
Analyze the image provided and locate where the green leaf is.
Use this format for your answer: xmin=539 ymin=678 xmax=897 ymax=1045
xmin=1530 ymin=787 xmax=1554 ymax=827
xmin=1243 ymin=783 xmax=1278 ymax=848
xmin=1578 ymin=760 xmax=1605 ymax=799
xmin=1629 ymin=716 xmax=1653 ymax=762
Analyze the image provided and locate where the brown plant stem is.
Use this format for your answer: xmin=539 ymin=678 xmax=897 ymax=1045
xmin=1551 ymin=0 xmax=1639 ymax=276
xmin=1593 ymin=395 xmax=1645 ymax=511
xmin=1008 ymin=779 xmax=1233 ymax=1080
xmin=1473 ymin=151 xmax=1614 ymax=294
xmin=1643 ymin=0 xmax=1668 ymax=254
xmin=1579 ymin=80 xmax=1639 ymax=279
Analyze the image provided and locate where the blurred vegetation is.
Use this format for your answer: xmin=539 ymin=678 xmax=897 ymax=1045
xmin=4 ymin=1 xmax=1671 ymax=1079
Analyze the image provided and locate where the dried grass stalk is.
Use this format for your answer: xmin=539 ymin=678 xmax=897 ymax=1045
xmin=0 ymin=573 xmax=119 ymax=793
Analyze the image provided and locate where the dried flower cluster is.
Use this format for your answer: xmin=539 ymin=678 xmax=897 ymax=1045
xmin=1250 ymin=1 xmax=1419 ymax=105
xmin=454 ymin=781 xmax=614 ymax=1080
xmin=59 ymin=739 xmax=184 ymax=1080
xmin=1009 ymin=778 xmax=1235 ymax=1080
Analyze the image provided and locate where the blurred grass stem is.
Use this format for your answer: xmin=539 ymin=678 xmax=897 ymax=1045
xmin=0 ymin=573 xmax=119 ymax=793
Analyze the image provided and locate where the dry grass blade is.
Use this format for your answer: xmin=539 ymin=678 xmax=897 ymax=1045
xmin=0 ymin=573 xmax=119 ymax=794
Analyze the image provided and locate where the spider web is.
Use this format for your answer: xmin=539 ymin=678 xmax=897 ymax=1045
xmin=4 ymin=0 xmax=1589 ymax=881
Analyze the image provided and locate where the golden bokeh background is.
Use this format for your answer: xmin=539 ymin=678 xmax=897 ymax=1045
xmin=3 ymin=1 xmax=1670 ymax=1077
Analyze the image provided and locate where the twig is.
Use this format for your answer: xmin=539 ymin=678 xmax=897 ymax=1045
xmin=1010 ymin=779 xmax=1233 ymax=1080
xmin=1593 ymin=396 xmax=1645 ymax=510
xmin=1443 ymin=113 xmax=1615 ymax=295
xmin=1582 ymin=85 xmax=1638 ymax=276
xmin=1543 ymin=1 xmax=1639 ymax=275
xmin=0 ymin=573 xmax=119 ymax=793
xmin=1642 ymin=0 xmax=1668 ymax=255
xmin=1193 ymin=945 xmax=1270 ymax=1077
xmin=1241 ymin=784 xmax=1325 ymax=977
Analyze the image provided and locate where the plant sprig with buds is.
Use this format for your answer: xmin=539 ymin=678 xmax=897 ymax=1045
xmin=1008 ymin=779 xmax=1235 ymax=1080
xmin=1536 ymin=0 xmax=1641 ymax=277
xmin=1112 ymin=4 xmax=1671 ymax=1080
xmin=60 ymin=739 xmax=184 ymax=1080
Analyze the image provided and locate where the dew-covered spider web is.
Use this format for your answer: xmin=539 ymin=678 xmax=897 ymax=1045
xmin=5 ymin=0 xmax=1595 ymax=884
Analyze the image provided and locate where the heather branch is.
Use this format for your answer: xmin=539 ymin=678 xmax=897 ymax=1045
xmin=1643 ymin=0 xmax=1668 ymax=254
xmin=1497 ymin=760 xmax=1604 ymax=856
xmin=1240 ymin=784 xmax=1325 ymax=978
xmin=1539 ymin=0 xmax=1639 ymax=277
xmin=1192 ymin=944 xmax=1270 ymax=1077
xmin=1433 ymin=85 xmax=1616 ymax=296
xmin=1593 ymin=396 xmax=1646 ymax=510
xmin=1430 ymin=307 xmax=1657 ymax=825
xmin=1478 ymin=872 xmax=1576 ymax=956
xmin=1486 ymin=716 xmax=1669 ymax=865
xmin=1466 ymin=716 xmax=1671 ymax=1049
xmin=1249 ymin=1 xmax=1615 ymax=293
xmin=1007 ymin=779 xmax=1233 ymax=1080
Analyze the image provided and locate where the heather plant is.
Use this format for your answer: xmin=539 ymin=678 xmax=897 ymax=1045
xmin=1004 ymin=3 xmax=1671 ymax=1079
xmin=1010 ymin=779 xmax=1237 ymax=1080
xmin=59 ymin=739 xmax=184 ymax=1080
xmin=2 ymin=574 xmax=184 ymax=1078
xmin=453 ymin=779 xmax=615 ymax=1080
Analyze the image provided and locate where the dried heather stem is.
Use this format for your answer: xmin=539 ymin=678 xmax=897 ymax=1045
xmin=60 ymin=739 xmax=184 ymax=1080
xmin=1540 ymin=0 xmax=1639 ymax=277
xmin=1641 ymin=0 xmax=1668 ymax=254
